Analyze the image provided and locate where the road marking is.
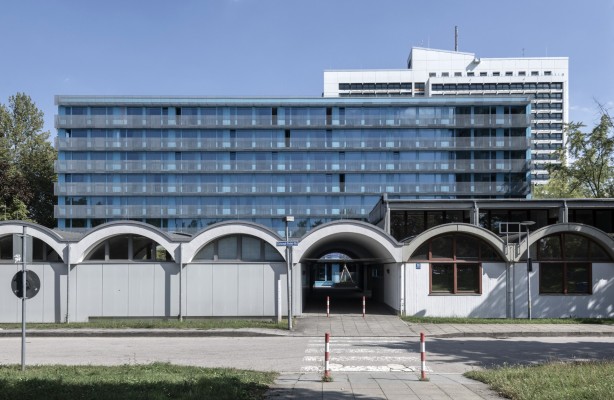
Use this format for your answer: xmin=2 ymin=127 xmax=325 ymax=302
xmin=301 ymin=337 xmax=426 ymax=373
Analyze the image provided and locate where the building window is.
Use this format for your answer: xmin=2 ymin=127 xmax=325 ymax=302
xmin=480 ymin=72 xmax=487 ymax=77
xmin=194 ymin=234 xmax=284 ymax=262
xmin=535 ymin=233 xmax=612 ymax=295
xmin=442 ymin=72 xmax=449 ymax=77
xmin=431 ymin=263 xmax=481 ymax=294
xmin=531 ymin=71 xmax=539 ymax=76
xmin=519 ymin=71 xmax=526 ymax=76
xmin=429 ymin=72 xmax=436 ymax=77
xmin=409 ymin=233 xmax=503 ymax=295
xmin=505 ymin=71 xmax=513 ymax=76
xmin=544 ymin=71 xmax=552 ymax=76
xmin=454 ymin=72 xmax=462 ymax=77
xmin=467 ymin=72 xmax=474 ymax=77
xmin=493 ymin=72 xmax=500 ymax=77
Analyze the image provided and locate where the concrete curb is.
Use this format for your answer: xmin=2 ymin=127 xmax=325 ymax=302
xmin=1 ymin=328 xmax=612 ymax=338
xmin=432 ymin=331 xmax=614 ymax=338
xmin=0 ymin=328 xmax=291 ymax=338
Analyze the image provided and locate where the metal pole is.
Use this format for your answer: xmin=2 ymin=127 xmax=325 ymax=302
xmin=285 ymin=219 xmax=292 ymax=331
xmin=526 ymin=225 xmax=532 ymax=320
xmin=179 ymin=263 xmax=183 ymax=322
xmin=21 ymin=226 xmax=27 ymax=371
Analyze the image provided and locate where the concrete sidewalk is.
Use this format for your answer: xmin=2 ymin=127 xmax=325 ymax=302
xmin=294 ymin=312 xmax=614 ymax=338
xmin=265 ymin=371 xmax=502 ymax=400
xmin=1 ymin=316 xmax=613 ymax=338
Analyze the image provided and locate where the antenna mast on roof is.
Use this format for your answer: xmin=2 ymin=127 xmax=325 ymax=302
xmin=454 ymin=26 xmax=458 ymax=51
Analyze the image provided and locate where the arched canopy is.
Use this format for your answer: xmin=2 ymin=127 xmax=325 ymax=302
xmin=71 ymin=221 xmax=179 ymax=264
xmin=404 ymin=223 xmax=507 ymax=262
xmin=0 ymin=221 xmax=67 ymax=262
xmin=516 ymin=223 xmax=614 ymax=262
xmin=183 ymin=221 xmax=284 ymax=264
xmin=296 ymin=221 xmax=401 ymax=264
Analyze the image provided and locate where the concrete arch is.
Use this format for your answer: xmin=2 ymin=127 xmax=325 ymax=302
xmin=514 ymin=223 xmax=614 ymax=262
xmin=0 ymin=221 xmax=67 ymax=263
xmin=403 ymin=223 xmax=508 ymax=262
xmin=70 ymin=221 xmax=180 ymax=264
xmin=183 ymin=221 xmax=284 ymax=264
xmin=295 ymin=220 xmax=401 ymax=263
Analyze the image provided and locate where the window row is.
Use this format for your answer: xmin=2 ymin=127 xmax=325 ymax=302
xmin=431 ymin=82 xmax=563 ymax=91
xmin=0 ymin=236 xmax=61 ymax=262
xmin=338 ymin=83 xmax=416 ymax=91
xmin=430 ymin=71 xmax=553 ymax=78
xmin=532 ymin=123 xmax=563 ymax=130
xmin=193 ymin=235 xmax=284 ymax=262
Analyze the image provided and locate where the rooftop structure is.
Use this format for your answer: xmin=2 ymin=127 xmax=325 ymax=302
xmin=324 ymin=47 xmax=569 ymax=184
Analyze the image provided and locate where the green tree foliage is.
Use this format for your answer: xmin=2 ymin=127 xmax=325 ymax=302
xmin=535 ymin=110 xmax=614 ymax=198
xmin=0 ymin=93 xmax=56 ymax=226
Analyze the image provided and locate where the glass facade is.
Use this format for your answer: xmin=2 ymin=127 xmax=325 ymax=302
xmin=55 ymin=96 xmax=531 ymax=236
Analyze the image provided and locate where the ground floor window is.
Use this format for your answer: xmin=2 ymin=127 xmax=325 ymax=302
xmin=539 ymin=262 xmax=592 ymax=294
xmin=430 ymin=262 xmax=481 ymax=294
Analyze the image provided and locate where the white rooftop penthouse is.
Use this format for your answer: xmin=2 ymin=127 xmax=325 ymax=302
xmin=324 ymin=47 xmax=569 ymax=185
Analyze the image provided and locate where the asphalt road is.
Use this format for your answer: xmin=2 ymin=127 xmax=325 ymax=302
xmin=0 ymin=336 xmax=613 ymax=374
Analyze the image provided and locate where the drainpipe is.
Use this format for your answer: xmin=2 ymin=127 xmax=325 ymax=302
xmin=179 ymin=244 xmax=183 ymax=322
xmin=399 ymin=262 xmax=405 ymax=316
xmin=506 ymin=260 xmax=513 ymax=319
xmin=65 ymin=244 xmax=70 ymax=324
xmin=563 ymin=200 xmax=568 ymax=223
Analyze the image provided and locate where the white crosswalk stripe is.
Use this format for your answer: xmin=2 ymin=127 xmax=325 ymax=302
xmin=301 ymin=337 xmax=430 ymax=373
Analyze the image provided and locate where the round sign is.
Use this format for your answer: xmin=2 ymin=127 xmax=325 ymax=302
xmin=11 ymin=270 xmax=41 ymax=299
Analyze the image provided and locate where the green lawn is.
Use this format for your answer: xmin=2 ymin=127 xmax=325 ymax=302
xmin=0 ymin=363 xmax=276 ymax=400
xmin=0 ymin=319 xmax=289 ymax=330
xmin=402 ymin=316 xmax=614 ymax=325
xmin=465 ymin=361 xmax=614 ymax=400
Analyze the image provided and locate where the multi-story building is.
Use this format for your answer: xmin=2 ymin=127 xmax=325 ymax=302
xmin=323 ymin=47 xmax=569 ymax=184
xmin=54 ymin=95 xmax=531 ymax=235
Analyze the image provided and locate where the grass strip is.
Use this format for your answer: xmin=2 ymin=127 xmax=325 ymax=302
xmin=0 ymin=362 xmax=276 ymax=400
xmin=0 ymin=319 xmax=289 ymax=330
xmin=402 ymin=316 xmax=614 ymax=325
xmin=465 ymin=361 xmax=614 ymax=400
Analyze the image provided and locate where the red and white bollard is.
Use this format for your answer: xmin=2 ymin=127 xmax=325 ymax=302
xmin=362 ymin=296 xmax=366 ymax=318
xmin=324 ymin=332 xmax=331 ymax=379
xmin=326 ymin=296 xmax=330 ymax=318
xmin=420 ymin=332 xmax=427 ymax=381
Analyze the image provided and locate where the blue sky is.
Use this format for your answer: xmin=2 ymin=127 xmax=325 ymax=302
xmin=1 ymin=0 xmax=613 ymax=136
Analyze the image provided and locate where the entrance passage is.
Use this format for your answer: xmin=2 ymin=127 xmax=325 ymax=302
xmin=302 ymin=252 xmax=394 ymax=315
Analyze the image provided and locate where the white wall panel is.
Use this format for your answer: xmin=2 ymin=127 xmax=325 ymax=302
xmin=101 ymin=264 xmax=129 ymax=316
xmin=128 ymin=264 xmax=154 ymax=316
xmin=237 ymin=264 xmax=264 ymax=316
xmin=153 ymin=263 xmax=179 ymax=317
xmin=405 ymin=262 xmax=507 ymax=318
xmin=518 ymin=262 xmax=614 ymax=318
xmin=212 ymin=264 xmax=238 ymax=316
xmin=383 ymin=264 xmax=400 ymax=312
xmin=76 ymin=264 xmax=103 ymax=321
xmin=185 ymin=263 xmax=213 ymax=316
xmin=0 ymin=264 xmax=20 ymax=322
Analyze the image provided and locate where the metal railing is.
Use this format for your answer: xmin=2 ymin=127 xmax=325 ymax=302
xmin=54 ymin=159 xmax=529 ymax=174
xmin=55 ymin=136 xmax=531 ymax=151
xmin=55 ymin=114 xmax=530 ymax=129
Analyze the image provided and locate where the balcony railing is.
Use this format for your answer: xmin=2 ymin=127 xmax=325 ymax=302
xmin=55 ymin=114 xmax=530 ymax=129
xmin=54 ymin=159 xmax=529 ymax=175
xmin=54 ymin=183 xmax=529 ymax=219
xmin=55 ymin=136 xmax=531 ymax=151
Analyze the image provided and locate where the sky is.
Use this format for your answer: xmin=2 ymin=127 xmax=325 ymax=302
xmin=1 ymin=0 xmax=613 ymax=137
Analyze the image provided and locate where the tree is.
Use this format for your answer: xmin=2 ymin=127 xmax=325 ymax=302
xmin=0 ymin=93 xmax=56 ymax=226
xmin=535 ymin=110 xmax=614 ymax=198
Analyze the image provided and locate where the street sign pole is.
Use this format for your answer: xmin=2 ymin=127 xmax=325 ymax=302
xmin=18 ymin=227 xmax=27 ymax=371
